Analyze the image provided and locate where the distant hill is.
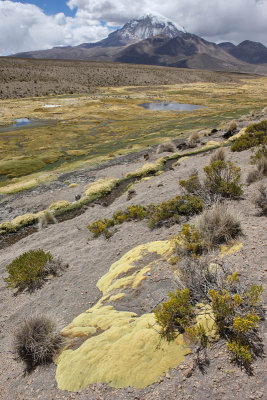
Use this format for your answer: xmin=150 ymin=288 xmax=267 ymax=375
xmin=12 ymin=14 xmax=267 ymax=75
xmin=218 ymin=40 xmax=267 ymax=64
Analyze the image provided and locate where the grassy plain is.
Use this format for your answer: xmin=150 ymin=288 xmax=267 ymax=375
xmin=0 ymin=76 xmax=266 ymax=193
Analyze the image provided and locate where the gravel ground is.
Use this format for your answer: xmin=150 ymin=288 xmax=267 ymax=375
xmin=0 ymin=132 xmax=266 ymax=400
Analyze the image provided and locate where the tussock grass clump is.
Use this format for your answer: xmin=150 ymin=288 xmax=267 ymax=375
xmin=4 ymin=249 xmax=67 ymax=292
xmin=156 ymin=141 xmax=177 ymax=154
xmin=187 ymin=132 xmax=200 ymax=148
xmin=14 ymin=316 xmax=63 ymax=371
xmin=210 ymin=148 xmax=225 ymax=163
xmin=253 ymin=185 xmax=267 ymax=215
xmin=175 ymin=204 xmax=241 ymax=255
xmin=247 ymin=156 xmax=267 ymax=184
xmin=231 ymin=120 xmax=267 ymax=152
xmin=228 ymin=120 xmax=237 ymax=131
xmin=195 ymin=203 xmax=242 ymax=251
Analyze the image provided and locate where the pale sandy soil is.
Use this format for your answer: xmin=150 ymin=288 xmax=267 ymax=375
xmin=0 ymin=127 xmax=266 ymax=400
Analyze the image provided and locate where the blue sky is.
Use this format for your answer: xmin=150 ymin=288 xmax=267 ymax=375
xmin=10 ymin=0 xmax=75 ymax=16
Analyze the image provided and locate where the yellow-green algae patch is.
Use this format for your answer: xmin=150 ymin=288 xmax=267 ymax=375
xmin=56 ymin=240 xmax=195 ymax=391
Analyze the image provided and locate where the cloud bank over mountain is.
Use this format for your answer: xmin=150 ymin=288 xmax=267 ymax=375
xmin=1 ymin=0 xmax=267 ymax=55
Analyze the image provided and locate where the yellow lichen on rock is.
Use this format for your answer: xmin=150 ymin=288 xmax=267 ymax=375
xmin=220 ymin=242 xmax=243 ymax=257
xmin=97 ymin=240 xmax=173 ymax=294
xmin=57 ymin=312 xmax=189 ymax=391
xmin=56 ymin=240 xmax=191 ymax=392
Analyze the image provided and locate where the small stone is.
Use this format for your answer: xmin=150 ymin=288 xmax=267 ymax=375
xmin=166 ymin=373 xmax=170 ymax=379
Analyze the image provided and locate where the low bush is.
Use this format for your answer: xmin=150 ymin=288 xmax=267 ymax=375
xmin=231 ymin=120 xmax=267 ymax=152
xmin=204 ymin=161 xmax=243 ymax=199
xmin=180 ymin=160 xmax=243 ymax=202
xmin=154 ymin=289 xmax=193 ymax=342
xmin=4 ymin=249 xmax=67 ymax=291
xmin=88 ymin=195 xmax=203 ymax=238
xmin=14 ymin=316 xmax=63 ymax=371
xmin=253 ymin=185 xmax=267 ymax=216
xmin=154 ymin=260 xmax=263 ymax=371
xmin=175 ymin=223 xmax=204 ymax=257
xmin=228 ymin=120 xmax=237 ymax=131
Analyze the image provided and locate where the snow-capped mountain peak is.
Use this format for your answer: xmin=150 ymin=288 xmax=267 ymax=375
xmin=117 ymin=14 xmax=186 ymax=41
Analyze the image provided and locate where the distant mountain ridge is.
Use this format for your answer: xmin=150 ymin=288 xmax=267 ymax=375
xmin=11 ymin=14 xmax=267 ymax=75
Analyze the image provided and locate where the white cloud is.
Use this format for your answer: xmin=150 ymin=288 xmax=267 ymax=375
xmin=0 ymin=1 xmax=109 ymax=55
xmin=0 ymin=0 xmax=267 ymax=55
xmin=68 ymin=0 xmax=267 ymax=44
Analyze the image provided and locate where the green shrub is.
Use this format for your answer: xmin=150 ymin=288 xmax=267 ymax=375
xmin=231 ymin=120 xmax=267 ymax=152
xmin=148 ymin=195 xmax=203 ymax=228
xmin=88 ymin=195 xmax=203 ymax=237
xmin=204 ymin=161 xmax=243 ymax=199
xmin=175 ymin=224 xmax=204 ymax=256
xmin=209 ymin=284 xmax=263 ymax=369
xmin=4 ymin=249 xmax=52 ymax=291
xmin=4 ymin=250 xmax=67 ymax=291
xmin=154 ymin=289 xmax=193 ymax=342
xmin=14 ymin=316 xmax=63 ymax=371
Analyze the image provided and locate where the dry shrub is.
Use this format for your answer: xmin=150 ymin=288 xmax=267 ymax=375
xmin=247 ymin=170 xmax=261 ymax=185
xmin=156 ymin=141 xmax=177 ymax=154
xmin=187 ymin=132 xmax=200 ymax=148
xmin=247 ymin=157 xmax=267 ymax=185
xmin=210 ymin=148 xmax=225 ymax=163
xmin=229 ymin=120 xmax=237 ymax=131
xmin=253 ymin=185 xmax=267 ymax=215
xmin=256 ymin=157 xmax=267 ymax=176
xmin=195 ymin=203 xmax=242 ymax=250
xmin=14 ymin=316 xmax=64 ymax=371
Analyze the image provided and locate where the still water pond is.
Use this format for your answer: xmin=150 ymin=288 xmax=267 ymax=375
xmin=139 ymin=102 xmax=205 ymax=111
xmin=0 ymin=118 xmax=56 ymax=133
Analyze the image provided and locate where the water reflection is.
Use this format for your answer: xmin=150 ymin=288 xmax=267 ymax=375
xmin=139 ymin=102 xmax=204 ymax=111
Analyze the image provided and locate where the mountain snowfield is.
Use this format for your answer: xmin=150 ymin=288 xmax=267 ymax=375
xmin=118 ymin=14 xmax=186 ymax=40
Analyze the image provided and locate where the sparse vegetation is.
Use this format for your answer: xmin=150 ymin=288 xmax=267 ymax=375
xmin=253 ymin=185 xmax=267 ymax=215
xmin=88 ymin=195 xmax=203 ymax=238
xmin=187 ymin=132 xmax=200 ymax=148
xmin=228 ymin=120 xmax=237 ymax=131
xmin=210 ymin=148 xmax=225 ymax=163
xmin=175 ymin=204 xmax=241 ymax=256
xmin=4 ymin=249 xmax=67 ymax=291
xmin=247 ymin=155 xmax=267 ymax=184
xmin=156 ymin=141 xmax=177 ymax=154
xmin=154 ymin=259 xmax=263 ymax=371
xmin=231 ymin=120 xmax=267 ymax=152
xmin=14 ymin=316 xmax=64 ymax=371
